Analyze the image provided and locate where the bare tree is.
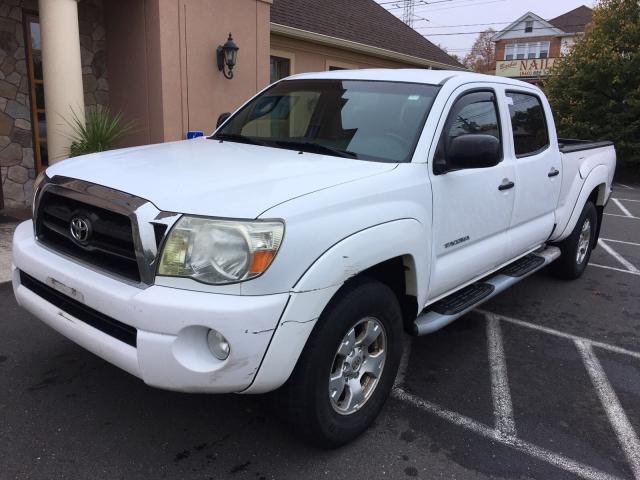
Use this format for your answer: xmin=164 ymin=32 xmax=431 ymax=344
xmin=437 ymin=43 xmax=462 ymax=64
xmin=462 ymin=29 xmax=496 ymax=73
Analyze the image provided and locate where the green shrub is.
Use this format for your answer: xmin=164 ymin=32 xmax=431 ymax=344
xmin=543 ymin=0 xmax=640 ymax=169
xmin=67 ymin=106 xmax=136 ymax=157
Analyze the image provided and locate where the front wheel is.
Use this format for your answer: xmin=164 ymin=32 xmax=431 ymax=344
xmin=281 ymin=278 xmax=403 ymax=448
xmin=551 ymin=201 xmax=598 ymax=280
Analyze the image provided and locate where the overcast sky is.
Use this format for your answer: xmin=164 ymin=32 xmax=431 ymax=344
xmin=376 ymin=0 xmax=596 ymax=58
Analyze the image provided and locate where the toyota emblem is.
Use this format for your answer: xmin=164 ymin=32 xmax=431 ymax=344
xmin=70 ymin=217 xmax=91 ymax=243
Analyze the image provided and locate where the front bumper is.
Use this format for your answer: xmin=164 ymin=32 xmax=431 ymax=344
xmin=12 ymin=221 xmax=290 ymax=393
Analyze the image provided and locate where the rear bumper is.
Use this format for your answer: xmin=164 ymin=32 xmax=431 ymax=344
xmin=12 ymin=221 xmax=291 ymax=393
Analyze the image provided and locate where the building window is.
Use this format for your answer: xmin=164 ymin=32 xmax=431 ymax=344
xmin=505 ymin=44 xmax=515 ymax=61
xmin=270 ymin=56 xmax=291 ymax=83
xmin=325 ymin=59 xmax=359 ymax=71
xmin=23 ymin=12 xmax=47 ymax=171
xmin=540 ymin=42 xmax=549 ymax=58
xmin=524 ymin=20 xmax=534 ymax=33
xmin=505 ymin=42 xmax=551 ymax=61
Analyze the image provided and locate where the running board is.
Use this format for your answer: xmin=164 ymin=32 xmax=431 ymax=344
xmin=412 ymin=246 xmax=561 ymax=336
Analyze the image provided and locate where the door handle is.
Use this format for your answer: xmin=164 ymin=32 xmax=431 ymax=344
xmin=548 ymin=168 xmax=560 ymax=178
xmin=498 ymin=181 xmax=515 ymax=191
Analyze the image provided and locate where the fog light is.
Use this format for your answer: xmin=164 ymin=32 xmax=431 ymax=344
xmin=207 ymin=329 xmax=230 ymax=360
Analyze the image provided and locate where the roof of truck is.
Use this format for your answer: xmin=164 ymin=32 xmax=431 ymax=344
xmin=286 ymin=69 xmax=540 ymax=90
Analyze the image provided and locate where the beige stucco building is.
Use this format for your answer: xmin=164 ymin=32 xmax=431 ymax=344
xmin=0 ymin=0 xmax=464 ymax=210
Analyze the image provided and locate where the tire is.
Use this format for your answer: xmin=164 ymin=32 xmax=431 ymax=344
xmin=551 ymin=201 xmax=598 ymax=280
xmin=280 ymin=277 xmax=403 ymax=448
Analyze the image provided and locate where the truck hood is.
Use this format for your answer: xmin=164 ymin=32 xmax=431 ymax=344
xmin=45 ymin=139 xmax=397 ymax=218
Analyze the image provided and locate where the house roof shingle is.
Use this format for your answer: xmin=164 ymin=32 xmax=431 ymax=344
xmin=271 ymin=0 xmax=464 ymax=68
xmin=549 ymin=5 xmax=593 ymax=34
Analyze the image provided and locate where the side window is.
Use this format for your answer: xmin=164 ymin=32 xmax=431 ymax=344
xmin=438 ymin=90 xmax=501 ymax=162
xmin=506 ymin=92 xmax=549 ymax=157
xmin=434 ymin=90 xmax=501 ymax=172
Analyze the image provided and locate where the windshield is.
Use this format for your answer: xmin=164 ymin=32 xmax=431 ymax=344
xmin=213 ymin=79 xmax=441 ymax=163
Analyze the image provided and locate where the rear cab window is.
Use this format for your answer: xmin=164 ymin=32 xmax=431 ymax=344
xmin=505 ymin=92 xmax=550 ymax=157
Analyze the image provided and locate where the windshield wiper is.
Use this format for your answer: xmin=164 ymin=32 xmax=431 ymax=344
xmin=212 ymin=133 xmax=270 ymax=147
xmin=274 ymin=141 xmax=358 ymax=159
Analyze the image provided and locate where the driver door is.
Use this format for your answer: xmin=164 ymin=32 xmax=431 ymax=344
xmin=428 ymin=86 xmax=516 ymax=300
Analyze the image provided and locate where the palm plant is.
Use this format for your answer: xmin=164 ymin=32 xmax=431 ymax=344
xmin=66 ymin=106 xmax=136 ymax=157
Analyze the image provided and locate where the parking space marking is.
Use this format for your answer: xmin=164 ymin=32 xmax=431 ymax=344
xmin=576 ymin=340 xmax=640 ymax=480
xmin=590 ymin=264 xmax=640 ymax=276
xmin=604 ymin=213 xmax=640 ymax=220
xmin=476 ymin=310 xmax=640 ymax=361
xmin=486 ymin=315 xmax=516 ymax=437
xmin=616 ymin=198 xmax=640 ymax=203
xmin=396 ymin=307 xmax=640 ymax=480
xmin=602 ymin=238 xmax=640 ymax=247
xmin=613 ymin=199 xmax=634 ymax=218
xmin=392 ymin=387 xmax=625 ymax=480
xmin=599 ymin=240 xmax=640 ymax=274
xmin=614 ymin=183 xmax=634 ymax=190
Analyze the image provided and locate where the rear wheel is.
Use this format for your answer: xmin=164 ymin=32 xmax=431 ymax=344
xmin=551 ymin=201 xmax=598 ymax=280
xmin=281 ymin=278 xmax=403 ymax=448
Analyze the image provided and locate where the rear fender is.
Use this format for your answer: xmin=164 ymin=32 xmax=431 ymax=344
xmin=553 ymin=165 xmax=609 ymax=242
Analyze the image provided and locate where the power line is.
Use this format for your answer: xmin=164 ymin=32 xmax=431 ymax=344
xmin=377 ymin=0 xmax=452 ymax=7
xmin=417 ymin=22 xmax=589 ymax=35
xmin=411 ymin=0 xmax=509 ymax=13
xmin=383 ymin=0 xmax=478 ymax=11
xmin=417 ymin=20 xmax=523 ymax=29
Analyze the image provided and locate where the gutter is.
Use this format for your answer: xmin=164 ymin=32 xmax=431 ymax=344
xmin=270 ymin=23 xmax=468 ymax=71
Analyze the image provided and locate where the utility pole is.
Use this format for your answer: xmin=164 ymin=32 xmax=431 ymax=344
xmin=402 ymin=0 xmax=415 ymax=27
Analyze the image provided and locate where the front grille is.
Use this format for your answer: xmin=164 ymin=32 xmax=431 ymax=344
xmin=36 ymin=191 xmax=140 ymax=282
xmin=20 ymin=271 xmax=138 ymax=347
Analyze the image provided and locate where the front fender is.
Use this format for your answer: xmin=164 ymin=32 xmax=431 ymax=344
xmin=293 ymin=218 xmax=429 ymax=300
xmin=243 ymin=219 xmax=430 ymax=394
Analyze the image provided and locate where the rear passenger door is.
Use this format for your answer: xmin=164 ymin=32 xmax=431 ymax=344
xmin=504 ymin=90 xmax=562 ymax=256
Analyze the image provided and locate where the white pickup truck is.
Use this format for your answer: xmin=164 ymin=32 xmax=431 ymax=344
xmin=12 ymin=70 xmax=616 ymax=447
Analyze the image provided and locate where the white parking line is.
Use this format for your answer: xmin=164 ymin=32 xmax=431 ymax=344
xmin=576 ymin=340 xmax=640 ymax=480
xmin=612 ymin=199 xmax=634 ymax=218
xmin=392 ymin=388 xmax=625 ymax=480
xmin=616 ymin=198 xmax=640 ymax=203
xmin=590 ymin=263 xmax=640 ymax=276
xmin=599 ymin=240 xmax=640 ymax=274
xmin=476 ymin=310 xmax=640 ymax=360
xmin=602 ymin=238 xmax=640 ymax=247
xmin=604 ymin=213 xmax=640 ymax=219
xmin=614 ymin=183 xmax=634 ymax=190
xmin=486 ymin=315 xmax=516 ymax=437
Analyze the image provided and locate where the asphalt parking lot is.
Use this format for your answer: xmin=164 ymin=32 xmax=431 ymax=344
xmin=1 ymin=183 xmax=639 ymax=480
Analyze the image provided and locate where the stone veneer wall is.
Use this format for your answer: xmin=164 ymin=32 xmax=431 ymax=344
xmin=0 ymin=0 xmax=108 ymax=209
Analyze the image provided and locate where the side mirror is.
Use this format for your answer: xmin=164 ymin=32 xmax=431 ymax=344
xmin=447 ymin=134 xmax=501 ymax=171
xmin=216 ymin=112 xmax=231 ymax=128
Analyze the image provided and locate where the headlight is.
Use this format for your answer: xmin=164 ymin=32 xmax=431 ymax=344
xmin=157 ymin=216 xmax=284 ymax=285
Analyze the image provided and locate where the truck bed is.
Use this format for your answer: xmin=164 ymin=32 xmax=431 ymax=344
xmin=558 ymin=138 xmax=614 ymax=154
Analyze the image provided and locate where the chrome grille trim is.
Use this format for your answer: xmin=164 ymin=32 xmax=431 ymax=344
xmin=34 ymin=176 xmax=181 ymax=287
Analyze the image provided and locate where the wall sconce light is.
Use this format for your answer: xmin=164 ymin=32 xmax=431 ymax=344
xmin=217 ymin=33 xmax=239 ymax=79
